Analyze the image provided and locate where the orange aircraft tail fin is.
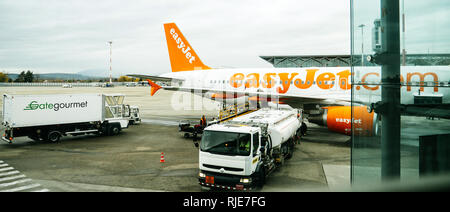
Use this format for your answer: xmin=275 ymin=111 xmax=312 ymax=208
xmin=164 ymin=23 xmax=211 ymax=72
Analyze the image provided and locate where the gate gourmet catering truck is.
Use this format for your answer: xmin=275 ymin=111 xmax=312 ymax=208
xmin=198 ymin=107 xmax=303 ymax=190
xmin=2 ymin=93 xmax=134 ymax=143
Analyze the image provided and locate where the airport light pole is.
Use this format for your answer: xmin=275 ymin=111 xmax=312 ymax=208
xmin=108 ymin=41 xmax=113 ymax=84
xmin=358 ymin=24 xmax=365 ymax=66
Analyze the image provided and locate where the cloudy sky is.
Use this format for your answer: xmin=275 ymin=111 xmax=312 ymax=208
xmin=0 ymin=0 xmax=351 ymax=76
xmin=352 ymin=0 xmax=450 ymax=56
xmin=0 ymin=0 xmax=448 ymax=76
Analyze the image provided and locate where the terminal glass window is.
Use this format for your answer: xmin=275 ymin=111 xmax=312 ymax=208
xmin=351 ymin=0 xmax=450 ymax=187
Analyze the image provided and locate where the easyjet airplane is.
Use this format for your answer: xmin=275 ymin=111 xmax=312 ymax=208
xmin=129 ymin=23 xmax=450 ymax=136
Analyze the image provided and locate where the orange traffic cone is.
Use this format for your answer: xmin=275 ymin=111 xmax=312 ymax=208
xmin=160 ymin=152 xmax=165 ymax=163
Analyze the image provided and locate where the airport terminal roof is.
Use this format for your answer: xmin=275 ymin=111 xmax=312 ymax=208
xmin=260 ymin=54 xmax=450 ymax=67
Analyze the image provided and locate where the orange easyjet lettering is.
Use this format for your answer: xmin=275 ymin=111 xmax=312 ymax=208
xmin=245 ymin=73 xmax=260 ymax=88
xmin=228 ymin=70 xmax=439 ymax=93
xmin=406 ymin=72 xmax=439 ymax=92
xmin=316 ymin=72 xmax=336 ymax=90
xmin=293 ymin=69 xmax=318 ymax=89
xmin=336 ymin=70 xmax=351 ymax=90
xmin=262 ymin=73 xmax=277 ymax=88
xmin=361 ymin=72 xmax=379 ymax=91
xmin=230 ymin=73 xmax=244 ymax=88
xmin=277 ymin=73 xmax=298 ymax=94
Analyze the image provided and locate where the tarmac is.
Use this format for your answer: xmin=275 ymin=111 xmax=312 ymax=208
xmin=0 ymin=86 xmax=350 ymax=192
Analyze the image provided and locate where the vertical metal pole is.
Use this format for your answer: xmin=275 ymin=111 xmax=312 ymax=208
xmin=350 ymin=0 xmax=354 ymax=184
xmin=358 ymin=24 xmax=365 ymax=66
xmin=108 ymin=41 xmax=113 ymax=84
xmin=380 ymin=0 xmax=401 ymax=180
xmin=401 ymin=0 xmax=406 ymax=66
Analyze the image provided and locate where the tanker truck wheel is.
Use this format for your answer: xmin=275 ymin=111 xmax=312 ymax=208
xmin=48 ymin=131 xmax=61 ymax=143
xmin=256 ymin=166 xmax=266 ymax=188
xmin=285 ymin=139 xmax=294 ymax=160
xmin=301 ymin=122 xmax=307 ymax=136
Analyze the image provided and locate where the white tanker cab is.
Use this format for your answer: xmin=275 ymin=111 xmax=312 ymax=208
xmin=198 ymin=107 xmax=303 ymax=191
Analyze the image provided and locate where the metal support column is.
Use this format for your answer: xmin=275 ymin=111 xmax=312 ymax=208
xmin=380 ymin=0 xmax=401 ymax=180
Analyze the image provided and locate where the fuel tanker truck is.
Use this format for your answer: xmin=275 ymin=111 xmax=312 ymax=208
xmin=198 ymin=107 xmax=303 ymax=190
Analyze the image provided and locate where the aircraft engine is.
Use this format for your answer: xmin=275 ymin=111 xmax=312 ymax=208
xmin=309 ymin=106 xmax=379 ymax=136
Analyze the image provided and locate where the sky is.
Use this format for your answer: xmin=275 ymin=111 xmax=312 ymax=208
xmin=0 ymin=0 xmax=448 ymax=77
xmin=0 ymin=0 xmax=350 ymax=76
xmin=352 ymin=0 xmax=450 ymax=56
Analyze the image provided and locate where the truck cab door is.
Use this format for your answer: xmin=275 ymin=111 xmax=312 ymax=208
xmin=124 ymin=105 xmax=131 ymax=117
xmin=251 ymin=132 xmax=261 ymax=172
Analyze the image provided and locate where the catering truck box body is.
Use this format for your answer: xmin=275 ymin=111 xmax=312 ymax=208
xmin=3 ymin=94 xmax=104 ymax=127
xmin=2 ymin=93 xmax=131 ymax=143
xmin=198 ymin=107 xmax=303 ymax=190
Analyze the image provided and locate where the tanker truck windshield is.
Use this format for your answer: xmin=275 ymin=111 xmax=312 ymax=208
xmin=200 ymin=131 xmax=251 ymax=156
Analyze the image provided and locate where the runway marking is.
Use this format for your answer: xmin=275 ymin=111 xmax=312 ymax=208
xmin=34 ymin=179 xmax=166 ymax=192
xmin=0 ymin=171 xmax=20 ymax=177
xmin=31 ymin=188 xmax=50 ymax=192
xmin=0 ymin=178 xmax=32 ymax=187
xmin=2 ymin=183 xmax=42 ymax=192
xmin=0 ymin=161 xmax=49 ymax=192
xmin=0 ymin=174 xmax=26 ymax=182
xmin=0 ymin=167 xmax=14 ymax=172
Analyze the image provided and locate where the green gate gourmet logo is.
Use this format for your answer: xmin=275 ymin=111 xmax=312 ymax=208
xmin=24 ymin=101 xmax=88 ymax=111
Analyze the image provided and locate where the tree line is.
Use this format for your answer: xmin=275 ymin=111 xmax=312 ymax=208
xmin=0 ymin=70 xmax=34 ymax=83
xmin=0 ymin=71 xmax=140 ymax=83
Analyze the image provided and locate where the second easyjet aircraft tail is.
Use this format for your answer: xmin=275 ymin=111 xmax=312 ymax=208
xmin=164 ymin=23 xmax=211 ymax=72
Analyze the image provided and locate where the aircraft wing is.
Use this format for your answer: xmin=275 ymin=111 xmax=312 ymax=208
xmin=127 ymin=74 xmax=184 ymax=83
